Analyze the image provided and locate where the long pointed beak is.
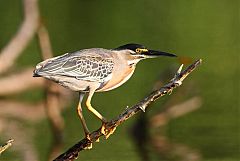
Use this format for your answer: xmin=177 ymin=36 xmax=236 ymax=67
xmin=144 ymin=50 xmax=177 ymax=58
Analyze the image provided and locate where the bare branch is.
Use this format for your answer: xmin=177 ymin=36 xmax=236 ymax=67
xmin=0 ymin=0 xmax=40 ymax=74
xmin=53 ymin=59 xmax=202 ymax=161
xmin=37 ymin=23 xmax=54 ymax=60
xmin=0 ymin=68 xmax=44 ymax=96
xmin=0 ymin=139 xmax=14 ymax=155
xmin=0 ymin=101 xmax=45 ymax=122
xmin=0 ymin=89 xmax=71 ymax=122
xmin=0 ymin=120 xmax=38 ymax=161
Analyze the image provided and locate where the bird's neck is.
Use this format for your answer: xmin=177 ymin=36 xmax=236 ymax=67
xmin=114 ymin=50 xmax=143 ymax=67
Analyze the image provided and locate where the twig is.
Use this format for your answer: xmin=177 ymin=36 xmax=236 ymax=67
xmin=0 ymin=139 xmax=14 ymax=155
xmin=0 ymin=0 xmax=39 ymax=74
xmin=53 ymin=59 xmax=202 ymax=161
xmin=0 ymin=120 xmax=38 ymax=161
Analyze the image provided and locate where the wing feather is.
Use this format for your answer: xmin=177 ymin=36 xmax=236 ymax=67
xmin=38 ymin=53 xmax=114 ymax=82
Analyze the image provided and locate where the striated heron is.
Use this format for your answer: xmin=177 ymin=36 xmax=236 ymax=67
xmin=33 ymin=43 xmax=176 ymax=143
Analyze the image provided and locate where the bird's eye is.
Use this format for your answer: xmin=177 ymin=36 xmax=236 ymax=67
xmin=136 ymin=48 xmax=148 ymax=54
xmin=136 ymin=48 xmax=141 ymax=53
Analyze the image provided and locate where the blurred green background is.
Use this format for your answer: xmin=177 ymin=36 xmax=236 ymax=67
xmin=0 ymin=0 xmax=239 ymax=161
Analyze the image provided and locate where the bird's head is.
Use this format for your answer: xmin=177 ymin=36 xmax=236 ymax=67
xmin=115 ymin=43 xmax=176 ymax=59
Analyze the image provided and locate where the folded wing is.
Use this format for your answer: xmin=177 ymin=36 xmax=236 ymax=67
xmin=37 ymin=53 xmax=114 ymax=83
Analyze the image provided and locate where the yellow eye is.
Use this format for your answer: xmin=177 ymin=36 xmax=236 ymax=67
xmin=136 ymin=48 xmax=141 ymax=53
xmin=136 ymin=48 xmax=148 ymax=53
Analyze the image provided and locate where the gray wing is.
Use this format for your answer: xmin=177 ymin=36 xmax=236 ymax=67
xmin=38 ymin=53 xmax=114 ymax=82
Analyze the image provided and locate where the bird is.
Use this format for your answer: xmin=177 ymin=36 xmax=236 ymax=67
xmin=33 ymin=43 xmax=176 ymax=142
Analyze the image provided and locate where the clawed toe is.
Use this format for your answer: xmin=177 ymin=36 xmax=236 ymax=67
xmin=105 ymin=126 xmax=116 ymax=139
xmin=84 ymin=134 xmax=93 ymax=150
xmin=100 ymin=122 xmax=116 ymax=139
xmin=100 ymin=123 xmax=107 ymax=135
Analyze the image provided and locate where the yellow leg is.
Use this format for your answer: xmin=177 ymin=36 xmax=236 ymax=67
xmin=85 ymin=89 xmax=107 ymax=123
xmin=77 ymin=93 xmax=92 ymax=149
xmin=86 ymin=89 xmax=116 ymax=138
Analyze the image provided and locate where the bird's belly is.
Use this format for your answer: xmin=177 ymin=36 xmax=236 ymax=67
xmin=97 ymin=67 xmax=135 ymax=92
xmin=45 ymin=75 xmax=100 ymax=92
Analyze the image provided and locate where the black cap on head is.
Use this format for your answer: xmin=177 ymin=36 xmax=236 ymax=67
xmin=115 ymin=43 xmax=177 ymax=57
xmin=115 ymin=43 xmax=146 ymax=51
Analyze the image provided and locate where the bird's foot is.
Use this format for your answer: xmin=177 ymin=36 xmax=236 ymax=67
xmin=83 ymin=134 xmax=93 ymax=150
xmin=95 ymin=137 xmax=100 ymax=142
xmin=100 ymin=122 xmax=117 ymax=139
xmin=105 ymin=126 xmax=116 ymax=139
